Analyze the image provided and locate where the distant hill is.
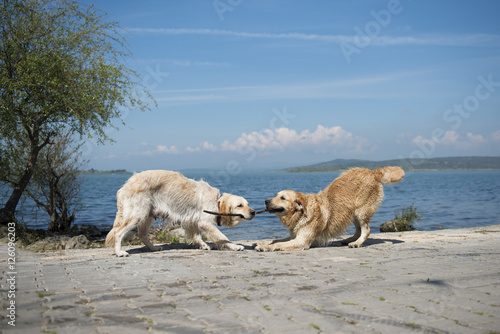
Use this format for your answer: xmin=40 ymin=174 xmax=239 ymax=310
xmin=286 ymin=156 xmax=500 ymax=172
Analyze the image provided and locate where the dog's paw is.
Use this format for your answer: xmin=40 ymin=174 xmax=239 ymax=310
xmin=198 ymin=243 xmax=211 ymax=251
xmin=348 ymin=242 xmax=363 ymax=248
xmin=254 ymin=244 xmax=271 ymax=252
xmin=228 ymin=244 xmax=245 ymax=251
xmin=149 ymin=245 xmax=162 ymax=252
xmin=253 ymin=240 xmax=272 ymax=249
xmin=115 ymin=250 xmax=130 ymax=257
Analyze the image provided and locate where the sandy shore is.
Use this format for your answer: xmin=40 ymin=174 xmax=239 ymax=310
xmin=1 ymin=225 xmax=500 ymax=333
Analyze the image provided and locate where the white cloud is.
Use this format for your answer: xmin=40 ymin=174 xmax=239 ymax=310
xmin=396 ymin=132 xmax=413 ymax=144
xmin=412 ymin=131 xmax=487 ymax=150
xmin=143 ymin=125 xmax=373 ymax=156
xmin=127 ymin=28 xmax=500 ymax=47
xmin=156 ymin=145 xmax=178 ymax=154
xmin=136 ymin=58 xmax=230 ymax=67
xmin=154 ymin=72 xmax=419 ymax=104
xmin=200 ymin=141 xmax=218 ymax=152
xmin=155 ymin=95 xmax=224 ymax=103
xmin=465 ymin=133 xmax=486 ymax=146
xmin=491 ymin=130 xmax=500 ymax=142
xmin=440 ymin=131 xmax=460 ymax=145
xmin=137 ymin=145 xmax=179 ymax=156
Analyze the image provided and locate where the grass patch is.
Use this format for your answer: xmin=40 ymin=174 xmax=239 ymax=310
xmin=85 ymin=306 xmax=96 ymax=317
xmin=312 ymin=306 xmax=324 ymax=313
xmin=253 ymin=270 xmax=269 ymax=274
xmin=149 ymin=220 xmax=187 ymax=244
xmin=42 ymin=330 xmax=57 ymax=334
xmin=137 ymin=316 xmax=154 ymax=324
xmin=37 ymin=291 xmax=54 ymax=298
xmin=309 ymin=323 xmax=320 ymax=330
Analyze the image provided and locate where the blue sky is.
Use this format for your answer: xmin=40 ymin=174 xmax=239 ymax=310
xmin=81 ymin=0 xmax=500 ymax=171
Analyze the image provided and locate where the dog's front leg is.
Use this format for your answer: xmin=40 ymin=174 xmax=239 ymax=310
xmin=199 ymin=221 xmax=244 ymax=251
xmin=255 ymin=233 xmax=312 ymax=252
xmin=255 ymin=239 xmax=308 ymax=251
xmin=253 ymin=237 xmax=291 ymax=250
xmin=190 ymin=233 xmax=211 ymax=250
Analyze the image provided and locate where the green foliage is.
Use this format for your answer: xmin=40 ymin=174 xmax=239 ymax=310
xmin=26 ymin=132 xmax=87 ymax=232
xmin=393 ymin=204 xmax=421 ymax=231
xmin=0 ymin=0 xmax=150 ymax=143
xmin=152 ymin=220 xmax=185 ymax=244
xmin=0 ymin=0 xmax=154 ymax=223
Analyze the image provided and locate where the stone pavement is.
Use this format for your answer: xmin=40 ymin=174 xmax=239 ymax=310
xmin=1 ymin=225 xmax=500 ymax=334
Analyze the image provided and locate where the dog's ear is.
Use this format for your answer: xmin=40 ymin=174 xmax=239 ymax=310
xmin=219 ymin=195 xmax=230 ymax=213
xmin=294 ymin=192 xmax=307 ymax=215
xmin=218 ymin=195 xmax=232 ymax=225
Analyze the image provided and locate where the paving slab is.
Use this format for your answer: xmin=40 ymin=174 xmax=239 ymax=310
xmin=1 ymin=225 xmax=500 ymax=333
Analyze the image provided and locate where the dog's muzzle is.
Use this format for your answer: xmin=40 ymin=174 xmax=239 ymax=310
xmin=265 ymin=199 xmax=285 ymax=214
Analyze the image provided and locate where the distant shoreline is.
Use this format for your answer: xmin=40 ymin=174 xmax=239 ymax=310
xmin=286 ymin=168 xmax=500 ymax=173
xmin=77 ymin=168 xmax=500 ymax=176
xmin=78 ymin=169 xmax=131 ymax=175
xmin=285 ymin=156 xmax=500 ymax=173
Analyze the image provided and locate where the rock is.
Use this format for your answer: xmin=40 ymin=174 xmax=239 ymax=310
xmin=26 ymin=236 xmax=69 ymax=252
xmin=78 ymin=225 xmax=105 ymax=239
xmin=169 ymin=228 xmax=186 ymax=240
xmin=66 ymin=235 xmax=90 ymax=249
xmin=24 ymin=234 xmax=91 ymax=251
xmin=380 ymin=220 xmax=398 ymax=232
xmin=380 ymin=219 xmax=415 ymax=232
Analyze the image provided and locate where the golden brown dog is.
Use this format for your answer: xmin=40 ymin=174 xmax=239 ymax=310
xmin=255 ymin=167 xmax=404 ymax=251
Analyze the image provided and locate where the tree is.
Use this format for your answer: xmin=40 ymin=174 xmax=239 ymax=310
xmin=25 ymin=131 xmax=86 ymax=232
xmin=0 ymin=0 xmax=153 ymax=224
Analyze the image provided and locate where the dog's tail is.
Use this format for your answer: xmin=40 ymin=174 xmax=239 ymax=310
xmin=105 ymin=229 xmax=116 ymax=248
xmin=374 ymin=166 xmax=405 ymax=184
xmin=105 ymin=189 xmax=124 ymax=248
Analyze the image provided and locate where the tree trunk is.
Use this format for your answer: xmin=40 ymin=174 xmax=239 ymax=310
xmin=0 ymin=136 xmax=47 ymax=225
xmin=0 ymin=167 xmax=35 ymax=225
xmin=48 ymin=212 xmax=74 ymax=233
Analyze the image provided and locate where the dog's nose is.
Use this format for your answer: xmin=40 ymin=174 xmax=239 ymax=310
xmin=250 ymin=209 xmax=256 ymax=217
xmin=265 ymin=199 xmax=271 ymax=207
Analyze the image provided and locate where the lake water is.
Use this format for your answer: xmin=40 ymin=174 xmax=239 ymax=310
xmin=12 ymin=170 xmax=500 ymax=240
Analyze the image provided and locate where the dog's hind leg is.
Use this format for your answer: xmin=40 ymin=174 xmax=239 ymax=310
xmin=113 ymin=219 xmax=137 ymax=257
xmin=346 ymin=211 xmax=373 ymax=248
xmin=340 ymin=217 xmax=361 ymax=246
xmin=138 ymin=216 xmax=161 ymax=252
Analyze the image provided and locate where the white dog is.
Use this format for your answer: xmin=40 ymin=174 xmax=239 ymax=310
xmin=105 ymin=170 xmax=255 ymax=256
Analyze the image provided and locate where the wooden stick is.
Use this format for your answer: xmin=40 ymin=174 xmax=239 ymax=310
xmin=203 ymin=210 xmax=244 ymax=217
